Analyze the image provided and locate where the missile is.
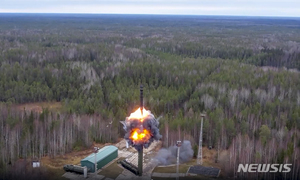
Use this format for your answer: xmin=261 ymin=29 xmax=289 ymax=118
xmin=139 ymin=84 xmax=144 ymax=176
xmin=140 ymin=84 xmax=143 ymax=116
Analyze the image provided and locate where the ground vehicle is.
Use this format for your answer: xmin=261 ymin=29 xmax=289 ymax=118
xmin=63 ymin=164 xmax=88 ymax=174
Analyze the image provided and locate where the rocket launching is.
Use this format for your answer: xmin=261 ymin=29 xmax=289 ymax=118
xmin=120 ymin=85 xmax=162 ymax=176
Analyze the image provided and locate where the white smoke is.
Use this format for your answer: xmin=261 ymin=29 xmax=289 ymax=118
xmin=154 ymin=140 xmax=194 ymax=165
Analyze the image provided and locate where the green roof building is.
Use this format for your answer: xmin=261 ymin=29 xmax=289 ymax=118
xmin=80 ymin=145 xmax=118 ymax=172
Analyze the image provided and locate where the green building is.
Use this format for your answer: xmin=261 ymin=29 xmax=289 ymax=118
xmin=80 ymin=145 xmax=118 ymax=172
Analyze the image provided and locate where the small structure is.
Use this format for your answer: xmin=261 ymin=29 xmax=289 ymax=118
xmin=176 ymin=141 xmax=181 ymax=180
xmin=32 ymin=160 xmax=40 ymax=168
xmin=80 ymin=145 xmax=118 ymax=172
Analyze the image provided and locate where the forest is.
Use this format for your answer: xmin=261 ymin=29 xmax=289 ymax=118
xmin=0 ymin=14 xmax=300 ymax=179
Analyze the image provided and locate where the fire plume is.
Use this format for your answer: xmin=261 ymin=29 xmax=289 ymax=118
xmin=121 ymin=99 xmax=161 ymax=150
xmin=130 ymin=128 xmax=151 ymax=143
xmin=128 ymin=107 xmax=149 ymax=120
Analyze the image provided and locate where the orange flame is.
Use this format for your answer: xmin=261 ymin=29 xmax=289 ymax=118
xmin=128 ymin=107 xmax=152 ymax=144
xmin=128 ymin=107 xmax=149 ymax=121
xmin=130 ymin=128 xmax=151 ymax=143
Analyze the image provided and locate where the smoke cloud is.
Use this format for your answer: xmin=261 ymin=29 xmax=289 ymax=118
xmin=154 ymin=140 xmax=194 ymax=165
xmin=121 ymin=110 xmax=162 ymax=151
